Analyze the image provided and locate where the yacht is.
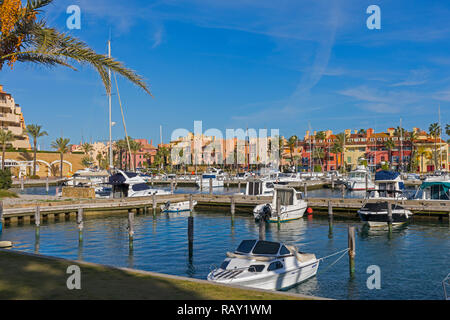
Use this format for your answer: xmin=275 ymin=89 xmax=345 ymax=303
xmin=253 ymin=187 xmax=307 ymax=223
xmin=196 ymin=168 xmax=225 ymax=188
xmin=65 ymin=169 xmax=110 ymax=187
xmin=207 ymin=239 xmax=319 ymax=290
xmin=358 ymin=171 xmax=412 ymax=227
xmin=415 ymin=180 xmax=450 ymax=201
xmin=160 ymin=200 xmax=197 ymax=213
xmin=345 ymin=165 xmax=375 ymax=191
xmin=109 ymin=170 xmax=171 ymax=198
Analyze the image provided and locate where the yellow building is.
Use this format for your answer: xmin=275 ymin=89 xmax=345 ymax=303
xmin=0 ymin=85 xmax=31 ymax=150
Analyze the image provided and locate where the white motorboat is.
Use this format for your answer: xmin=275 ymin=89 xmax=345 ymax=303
xmin=276 ymin=172 xmax=302 ymax=183
xmin=196 ymin=168 xmax=225 ymax=188
xmin=109 ymin=170 xmax=171 ymax=198
xmin=415 ymin=180 xmax=450 ymax=201
xmin=358 ymin=171 xmax=412 ymax=227
xmin=345 ymin=165 xmax=375 ymax=191
xmin=253 ymin=187 xmax=308 ymax=223
xmin=235 ymin=178 xmax=285 ymax=196
xmin=65 ymin=169 xmax=110 ymax=187
xmin=160 ymin=200 xmax=197 ymax=212
xmin=207 ymin=239 xmax=319 ymax=290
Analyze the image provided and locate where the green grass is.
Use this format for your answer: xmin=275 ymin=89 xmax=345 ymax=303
xmin=0 ymin=189 xmax=19 ymax=199
xmin=0 ymin=250 xmax=320 ymax=300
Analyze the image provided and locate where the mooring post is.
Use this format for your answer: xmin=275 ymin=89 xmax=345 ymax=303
xmin=34 ymin=205 xmax=40 ymax=237
xmin=77 ymin=208 xmax=84 ymax=242
xmin=188 ymin=216 xmax=194 ymax=258
xmin=151 ymin=174 xmax=154 ymax=186
xmin=328 ymin=201 xmax=333 ymax=236
xmin=21 ymin=177 xmax=24 ymax=190
xmin=128 ymin=209 xmax=134 ymax=246
xmin=230 ymin=195 xmax=235 ymax=223
xmin=304 ymin=183 xmax=308 ymax=199
xmin=365 ymin=174 xmax=368 ymax=195
xmin=209 ymin=178 xmax=212 ymax=195
xmin=341 ymin=184 xmax=345 ymax=198
xmin=171 ymin=181 xmax=174 ymax=194
xmin=46 ymin=177 xmax=49 ymax=194
xmin=348 ymin=226 xmax=356 ymax=276
xmin=200 ymin=176 xmax=203 ymax=191
xmin=331 ymin=175 xmax=335 ymax=189
xmin=189 ymin=194 xmax=193 ymax=212
xmin=387 ymin=201 xmax=393 ymax=233
xmin=276 ymin=194 xmax=281 ymax=228
xmin=152 ymin=193 xmax=156 ymax=214
xmin=258 ymin=218 xmax=265 ymax=240
xmin=238 ymin=181 xmax=241 ymax=192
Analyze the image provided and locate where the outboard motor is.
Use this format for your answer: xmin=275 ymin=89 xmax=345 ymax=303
xmin=258 ymin=204 xmax=272 ymax=222
xmin=163 ymin=201 xmax=171 ymax=211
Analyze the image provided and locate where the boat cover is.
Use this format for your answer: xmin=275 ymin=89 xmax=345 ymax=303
xmin=375 ymin=171 xmax=400 ymax=181
xmin=226 ymin=252 xmax=274 ymax=262
xmin=108 ymin=172 xmax=126 ymax=185
xmin=420 ymin=181 xmax=450 ymax=192
xmin=285 ymin=245 xmax=317 ymax=263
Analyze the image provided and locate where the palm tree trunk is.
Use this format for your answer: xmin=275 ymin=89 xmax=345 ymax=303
xmin=60 ymin=152 xmax=63 ymax=179
xmin=33 ymin=139 xmax=37 ymax=176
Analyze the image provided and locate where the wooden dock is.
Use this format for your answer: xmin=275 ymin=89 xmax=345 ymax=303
xmin=1 ymin=193 xmax=448 ymax=224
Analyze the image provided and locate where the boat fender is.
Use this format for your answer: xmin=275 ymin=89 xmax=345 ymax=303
xmin=307 ymin=207 xmax=313 ymax=215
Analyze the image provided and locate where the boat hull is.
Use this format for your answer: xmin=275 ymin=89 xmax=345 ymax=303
xmin=209 ymin=260 xmax=319 ymax=291
xmin=358 ymin=203 xmax=412 ymax=227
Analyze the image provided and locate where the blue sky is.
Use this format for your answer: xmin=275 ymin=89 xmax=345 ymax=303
xmin=1 ymin=0 xmax=449 ymax=149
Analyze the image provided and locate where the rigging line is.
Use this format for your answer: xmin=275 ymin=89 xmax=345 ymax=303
xmin=318 ymin=248 xmax=349 ymax=261
xmin=317 ymin=249 xmax=349 ymax=275
xmin=113 ymin=72 xmax=133 ymax=171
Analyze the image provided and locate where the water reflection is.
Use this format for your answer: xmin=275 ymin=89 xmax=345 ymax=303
xmin=0 ymin=211 xmax=447 ymax=299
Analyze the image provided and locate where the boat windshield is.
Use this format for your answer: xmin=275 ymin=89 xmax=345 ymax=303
xmin=235 ymin=240 xmax=257 ymax=254
xmin=252 ymin=241 xmax=281 ymax=255
xmin=131 ymin=183 xmax=150 ymax=191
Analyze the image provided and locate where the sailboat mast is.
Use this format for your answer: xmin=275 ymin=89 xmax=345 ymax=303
xmin=400 ymin=118 xmax=403 ymax=172
xmin=108 ymin=40 xmax=113 ymax=169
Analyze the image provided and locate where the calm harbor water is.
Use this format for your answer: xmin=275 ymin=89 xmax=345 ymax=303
xmin=1 ymin=210 xmax=448 ymax=300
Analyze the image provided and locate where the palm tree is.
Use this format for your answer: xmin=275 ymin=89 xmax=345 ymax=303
xmin=428 ymin=123 xmax=441 ymax=170
xmin=358 ymin=129 xmax=366 ymax=135
xmin=81 ymin=142 xmax=93 ymax=155
xmin=287 ymin=135 xmax=298 ymax=166
xmin=129 ymin=140 xmax=142 ymax=172
xmin=51 ymin=137 xmax=70 ymax=178
xmin=446 ymin=124 xmax=450 ymax=143
xmin=334 ymin=133 xmax=346 ymax=173
xmin=25 ymin=124 xmax=48 ymax=176
xmin=384 ymin=139 xmax=395 ymax=168
xmin=0 ymin=0 xmax=151 ymax=96
xmin=0 ymin=129 xmax=14 ymax=170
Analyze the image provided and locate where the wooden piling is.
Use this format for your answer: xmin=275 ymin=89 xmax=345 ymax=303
xmin=77 ymin=208 xmax=83 ymax=242
xmin=276 ymin=194 xmax=281 ymax=227
xmin=188 ymin=216 xmax=194 ymax=246
xmin=341 ymin=184 xmax=345 ymax=198
xmin=304 ymin=183 xmax=308 ymax=199
xmin=34 ymin=206 xmax=41 ymax=227
xmin=258 ymin=218 xmax=265 ymax=240
xmin=152 ymin=193 xmax=156 ymax=212
xmin=328 ymin=201 xmax=333 ymax=235
xmin=348 ymin=226 xmax=356 ymax=276
xmin=189 ymin=194 xmax=193 ymax=212
xmin=387 ymin=201 xmax=393 ymax=232
xmin=331 ymin=176 xmax=335 ymax=189
xmin=128 ymin=209 xmax=134 ymax=244
xmin=46 ymin=177 xmax=49 ymax=194
xmin=209 ymin=178 xmax=213 ymax=195
xmin=20 ymin=177 xmax=24 ymax=190
xmin=230 ymin=195 xmax=235 ymax=222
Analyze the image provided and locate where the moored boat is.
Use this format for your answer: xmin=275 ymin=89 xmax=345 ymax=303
xmin=207 ymin=239 xmax=319 ymax=290
xmin=160 ymin=200 xmax=197 ymax=212
xmin=253 ymin=187 xmax=307 ymax=223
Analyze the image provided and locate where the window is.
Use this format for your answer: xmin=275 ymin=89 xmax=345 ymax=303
xmin=268 ymin=261 xmax=284 ymax=271
xmin=279 ymin=246 xmax=291 ymax=256
xmin=236 ymin=240 xmax=256 ymax=254
xmin=252 ymin=241 xmax=281 ymax=255
xmin=220 ymin=260 xmax=230 ymax=270
xmin=248 ymin=265 xmax=265 ymax=272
